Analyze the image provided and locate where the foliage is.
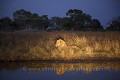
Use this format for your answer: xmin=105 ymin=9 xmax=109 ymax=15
xmin=106 ymin=16 xmax=120 ymax=31
xmin=90 ymin=19 xmax=104 ymax=31
xmin=66 ymin=9 xmax=91 ymax=30
xmin=13 ymin=9 xmax=50 ymax=30
xmin=0 ymin=17 xmax=13 ymax=30
xmin=0 ymin=9 xmax=106 ymax=31
xmin=13 ymin=9 xmax=32 ymax=29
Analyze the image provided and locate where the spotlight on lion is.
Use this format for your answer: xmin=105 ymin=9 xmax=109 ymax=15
xmin=0 ymin=31 xmax=120 ymax=61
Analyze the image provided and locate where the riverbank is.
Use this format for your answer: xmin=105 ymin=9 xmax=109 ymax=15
xmin=1 ymin=58 xmax=120 ymax=63
xmin=0 ymin=31 xmax=120 ymax=61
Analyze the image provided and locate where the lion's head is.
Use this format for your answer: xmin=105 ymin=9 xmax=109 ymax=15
xmin=55 ymin=39 xmax=67 ymax=48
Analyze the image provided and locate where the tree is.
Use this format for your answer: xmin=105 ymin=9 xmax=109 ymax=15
xmin=90 ymin=19 xmax=104 ymax=31
xmin=60 ymin=17 xmax=71 ymax=30
xmin=0 ymin=17 xmax=12 ymax=30
xmin=13 ymin=9 xmax=32 ymax=29
xmin=30 ymin=13 xmax=41 ymax=29
xmin=13 ymin=9 xmax=50 ymax=30
xmin=66 ymin=9 xmax=92 ymax=30
xmin=50 ymin=16 xmax=62 ymax=26
xmin=40 ymin=15 xmax=50 ymax=30
xmin=50 ymin=16 xmax=63 ymax=29
xmin=106 ymin=17 xmax=120 ymax=31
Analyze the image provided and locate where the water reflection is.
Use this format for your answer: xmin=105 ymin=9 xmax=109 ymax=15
xmin=0 ymin=62 xmax=120 ymax=74
xmin=0 ymin=61 xmax=120 ymax=80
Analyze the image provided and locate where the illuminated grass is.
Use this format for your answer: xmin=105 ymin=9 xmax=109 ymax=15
xmin=0 ymin=31 xmax=120 ymax=61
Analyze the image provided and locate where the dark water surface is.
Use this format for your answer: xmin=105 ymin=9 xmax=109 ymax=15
xmin=0 ymin=61 xmax=120 ymax=80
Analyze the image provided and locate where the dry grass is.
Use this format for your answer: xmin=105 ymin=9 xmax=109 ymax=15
xmin=0 ymin=31 xmax=120 ymax=61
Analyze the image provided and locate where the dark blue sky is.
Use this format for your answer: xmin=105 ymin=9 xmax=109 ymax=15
xmin=0 ymin=0 xmax=120 ymax=28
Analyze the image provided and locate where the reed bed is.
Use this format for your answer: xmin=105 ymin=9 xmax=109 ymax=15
xmin=0 ymin=31 xmax=120 ymax=61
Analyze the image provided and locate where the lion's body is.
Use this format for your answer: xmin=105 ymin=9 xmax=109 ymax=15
xmin=55 ymin=39 xmax=93 ymax=59
xmin=55 ymin=39 xmax=80 ymax=51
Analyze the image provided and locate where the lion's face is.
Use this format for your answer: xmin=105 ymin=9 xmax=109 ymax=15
xmin=55 ymin=39 xmax=67 ymax=48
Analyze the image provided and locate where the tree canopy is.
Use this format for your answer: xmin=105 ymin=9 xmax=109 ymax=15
xmin=106 ymin=17 xmax=120 ymax=31
xmin=1 ymin=9 xmax=116 ymax=31
xmin=12 ymin=9 xmax=50 ymax=30
xmin=0 ymin=17 xmax=12 ymax=30
xmin=66 ymin=9 xmax=91 ymax=30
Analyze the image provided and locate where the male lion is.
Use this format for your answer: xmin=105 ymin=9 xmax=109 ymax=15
xmin=55 ymin=39 xmax=94 ymax=59
xmin=55 ymin=39 xmax=80 ymax=51
xmin=55 ymin=39 xmax=81 ymax=59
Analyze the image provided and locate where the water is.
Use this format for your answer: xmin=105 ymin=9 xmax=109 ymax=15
xmin=0 ymin=61 xmax=120 ymax=80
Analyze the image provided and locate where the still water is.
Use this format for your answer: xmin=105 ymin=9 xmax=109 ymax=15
xmin=0 ymin=61 xmax=120 ymax=80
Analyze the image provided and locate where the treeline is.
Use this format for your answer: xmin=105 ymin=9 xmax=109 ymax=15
xmin=0 ymin=9 xmax=120 ymax=31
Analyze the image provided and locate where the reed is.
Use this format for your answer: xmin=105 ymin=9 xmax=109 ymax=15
xmin=0 ymin=31 xmax=120 ymax=61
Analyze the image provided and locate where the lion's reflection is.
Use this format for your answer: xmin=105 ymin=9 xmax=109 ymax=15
xmin=0 ymin=62 xmax=120 ymax=75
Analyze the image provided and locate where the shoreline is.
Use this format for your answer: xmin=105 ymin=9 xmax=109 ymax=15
xmin=1 ymin=58 xmax=120 ymax=63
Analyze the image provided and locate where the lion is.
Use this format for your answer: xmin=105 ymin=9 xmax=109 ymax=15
xmin=55 ymin=39 xmax=94 ymax=59
xmin=55 ymin=39 xmax=81 ymax=59
xmin=55 ymin=39 xmax=80 ymax=51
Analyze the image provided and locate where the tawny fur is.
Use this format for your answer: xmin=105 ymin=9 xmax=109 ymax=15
xmin=55 ymin=39 xmax=79 ymax=50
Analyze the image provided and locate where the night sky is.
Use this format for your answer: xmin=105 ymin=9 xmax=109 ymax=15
xmin=0 ymin=0 xmax=120 ymax=28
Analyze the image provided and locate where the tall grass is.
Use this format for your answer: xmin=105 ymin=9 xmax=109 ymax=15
xmin=0 ymin=31 xmax=120 ymax=61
